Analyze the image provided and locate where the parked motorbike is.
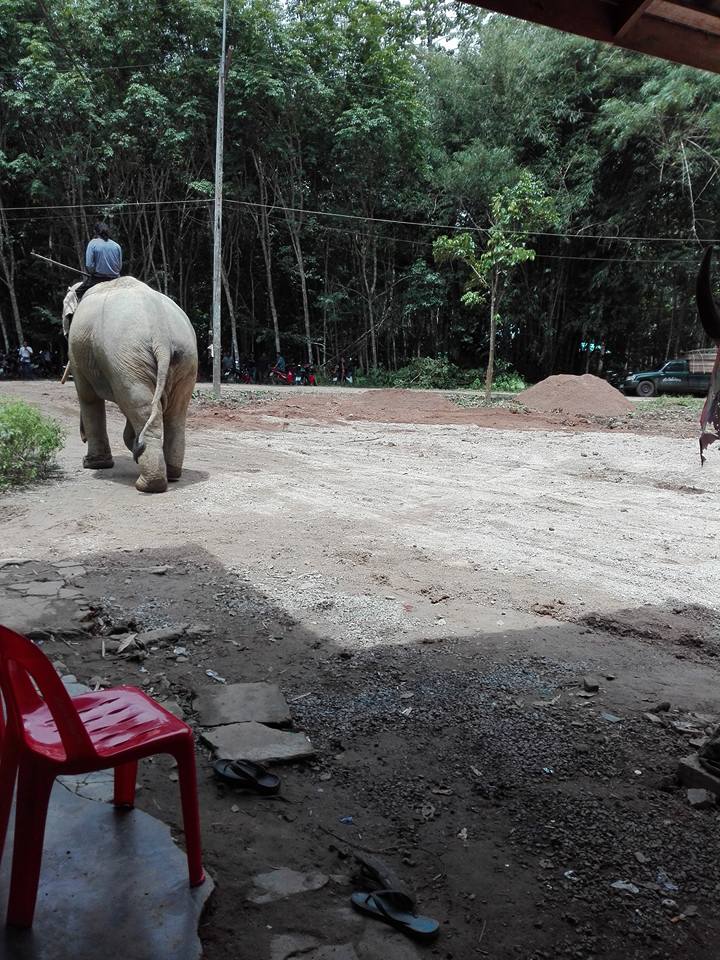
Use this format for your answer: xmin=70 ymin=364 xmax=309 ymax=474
xmin=269 ymin=365 xmax=294 ymax=385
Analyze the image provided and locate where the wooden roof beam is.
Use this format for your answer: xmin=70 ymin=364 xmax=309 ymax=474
xmin=468 ymin=1 xmax=720 ymax=73
xmin=613 ymin=0 xmax=655 ymax=39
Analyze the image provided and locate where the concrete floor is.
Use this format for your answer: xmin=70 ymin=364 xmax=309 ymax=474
xmin=0 ymin=783 xmax=213 ymax=960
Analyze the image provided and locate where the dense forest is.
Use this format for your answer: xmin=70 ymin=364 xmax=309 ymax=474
xmin=2 ymin=0 xmax=720 ymax=382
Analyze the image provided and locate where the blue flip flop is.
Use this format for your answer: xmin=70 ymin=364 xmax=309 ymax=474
xmin=350 ymin=889 xmax=440 ymax=941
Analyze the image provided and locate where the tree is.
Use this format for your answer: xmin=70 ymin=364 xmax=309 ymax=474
xmin=434 ymin=172 xmax=557 ymax=398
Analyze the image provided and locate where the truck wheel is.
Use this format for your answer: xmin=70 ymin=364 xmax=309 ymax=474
xmin=636 ymin=380 xmax=656 ymax=398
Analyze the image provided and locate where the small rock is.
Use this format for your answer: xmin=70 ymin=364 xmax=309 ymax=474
xmin=661 ymin=899 xmax=678 ymax=910
xmin=644 ymin=712 xmax=665 ymax=725
xmin=634 ymin=852 xmax=650 ymax=864
xmin=247 ymin=868 xmax=328 ymax=905
xmin=611 ymin=880 xmax=639 ymax=894
xmin=583 ymin=677 xmax=599 ymax=693
xmin=654 ymin=701 xmax=671 ymax=713
xmin=687 ymin=788 xmax=715 ymax=809
xmin=136 ymin=626 xmax=186 ymax=645
xmin=602 ymin=712 xmax=622 ymax=724
xmin=145 ymin=565 xmax=173 ymax=575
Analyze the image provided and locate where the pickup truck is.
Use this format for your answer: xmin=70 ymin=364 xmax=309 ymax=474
xmin=622 ymin=360 xmax=711 ymax=398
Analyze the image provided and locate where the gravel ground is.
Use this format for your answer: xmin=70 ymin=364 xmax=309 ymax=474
xmin=1 ymin=381 xmax=720 ymax=959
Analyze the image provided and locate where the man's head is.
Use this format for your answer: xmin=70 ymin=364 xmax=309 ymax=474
xmin=94 ymin=221 xmax=111 ymax=241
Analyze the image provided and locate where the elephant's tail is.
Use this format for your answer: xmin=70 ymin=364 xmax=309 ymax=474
xmin=133 ymin=344 xmax=171 ymax=464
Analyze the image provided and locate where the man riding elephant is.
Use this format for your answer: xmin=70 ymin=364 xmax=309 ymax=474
xmin=67 ymin=273 xmax=198 ymax=493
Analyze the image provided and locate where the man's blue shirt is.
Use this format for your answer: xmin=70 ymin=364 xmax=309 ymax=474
xmin=86 ymin=238 xmax=122 ymax=277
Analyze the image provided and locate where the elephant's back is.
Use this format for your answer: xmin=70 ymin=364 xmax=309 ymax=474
xmin=70 ymin=277 xmax=197 ymax=362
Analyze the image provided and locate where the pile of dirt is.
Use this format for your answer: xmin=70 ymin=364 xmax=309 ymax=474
xmin=517 ymin=373 xmax=633 ymax=417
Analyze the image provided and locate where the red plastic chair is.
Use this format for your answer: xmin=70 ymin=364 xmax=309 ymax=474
xmin=0 ymin=624 xmax=205 ymax=928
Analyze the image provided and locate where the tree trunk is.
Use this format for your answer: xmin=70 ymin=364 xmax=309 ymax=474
xmin=221 ymin=264 xmax=240 ymax=362
xmin=0 ymin=201 xmax=24 ymax=345
xmin=289 ymin=230 xmax=313 ymax=363
xmin=0 ymin=302 xmax=10 ymax=352
xmin=251 ymin=153 xmax=281 ymax=355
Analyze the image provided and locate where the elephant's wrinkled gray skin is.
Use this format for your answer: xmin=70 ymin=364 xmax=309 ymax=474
xmin=68 ymin=277 xmax=198 ymax=493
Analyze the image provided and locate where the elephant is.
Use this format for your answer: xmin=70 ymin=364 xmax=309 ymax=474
xmin=67 ymin=276 xmax=198 ymax=493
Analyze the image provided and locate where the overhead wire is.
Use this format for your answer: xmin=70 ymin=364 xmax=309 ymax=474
xmin=2 ymin=197 xmax=713 ymax=250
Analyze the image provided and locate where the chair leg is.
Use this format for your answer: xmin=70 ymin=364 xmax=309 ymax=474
xmin=113 ymin=761 xmax=138 ymax=808
xmin=173 ymin=738 xmax=205 ymax=886
xmin=0 ymin=737 xmax=19 ymax=866
xmin=7 ymin=761 xmax=54 ymax=928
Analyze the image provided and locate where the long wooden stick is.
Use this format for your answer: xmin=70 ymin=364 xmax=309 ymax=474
xmin=31 ymin=251 xmax=87 ymax=276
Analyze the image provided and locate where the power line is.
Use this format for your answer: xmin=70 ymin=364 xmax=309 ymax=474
xmin=4 ymin=196 xmax=711 ymax=246
xmin=3 ymin=199 xmax=212 ymax=212
xmin=5 ymin=198 xmax=720 ymax=253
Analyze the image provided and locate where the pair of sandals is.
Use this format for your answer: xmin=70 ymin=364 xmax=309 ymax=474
xmin=213 ymin=758 xmax=280 ymax=795
xmin=214 ymin=761 xmax=439 ymax=941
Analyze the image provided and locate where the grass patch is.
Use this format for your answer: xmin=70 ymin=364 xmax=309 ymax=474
xmin=192 ymin=388 xmax=274 ymax=407
xmin=0 ymin=397 xmax=65 ymax=490
xmin=449 ymin=394 xmax=528 ymax=412
xmin=640 ymin=395 xmax=704 ymax=412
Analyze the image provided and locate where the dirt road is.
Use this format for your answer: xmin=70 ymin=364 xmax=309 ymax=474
xmin=2 ymin=381 xmax=720 ymax=959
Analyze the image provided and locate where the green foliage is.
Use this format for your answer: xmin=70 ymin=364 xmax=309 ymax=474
xmin=491 ymin=370 xmax=527 ymax=392
xmin=0 ymin=398 xmax=65 ymax=490
xmin=390 ymin=355 xmax=473 ymax=389
xmin=356 ymin=355 xmax=525 ymax=391
xmin=2 ymin=4 xmax=720 ymax=383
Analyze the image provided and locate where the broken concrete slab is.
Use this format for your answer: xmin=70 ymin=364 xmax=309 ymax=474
xmin=271 ymin=938 xmax=359 ymax=960
xmin=687 ymin=788 xmax=715 ymax=809
xmin=678 ymin=753 xmax=720 ymax=797
xmin=58 ymin=769 xmax=115 ymax=803
xmin=160 ymin=698 xmax=185 ymax=719
xmin=7 ymin=579 xmax=65 ymax=596
xmin=0 ymin=557 xmax=37 ymax=571
xmin=248 ymin=867 xmax=328 ymax=905
xmin=356 ymin=926 xmax=422 ymax=960
xmin=2 ymin=593 xmax=90 ymax=639
xmin=202 ymin=721 xmax=314 ymax=763
xmin=0 ymin=784 xmax=213 ymax=960
xmin=193 ymin=682 xmax=290 ymax=727
xmin=271 ymin=935 xmax=320 ymax=960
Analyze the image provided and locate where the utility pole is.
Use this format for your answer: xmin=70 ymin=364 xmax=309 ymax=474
xmin=211 ymin=0 xmax=228 ymax=399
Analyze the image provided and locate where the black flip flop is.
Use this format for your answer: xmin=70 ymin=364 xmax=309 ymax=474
xmin=350 ymin=890 xmax=440 ymax=942
xmin=213 ymin=759 xmax=281 ymax=795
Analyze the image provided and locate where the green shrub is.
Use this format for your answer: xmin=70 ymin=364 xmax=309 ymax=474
xmin=0 ymin=398 xmax=65 ymax=490
xmin=355 ymin=367 xmax=394 ymax=388
xmin=357 ymin=356 xmax=526 ymax=392
xmin=493 ymin=371 xmax=527 ymax=392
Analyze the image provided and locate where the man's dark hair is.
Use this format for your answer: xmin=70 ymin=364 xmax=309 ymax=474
xmin=95 ymin=221 xmax=111 ymax=240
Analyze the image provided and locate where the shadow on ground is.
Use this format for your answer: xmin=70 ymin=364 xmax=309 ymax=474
xmin=4 ymin=545 xmax=720 ymax=960
xmin=90 ymin=454 xmax=210 ymax=488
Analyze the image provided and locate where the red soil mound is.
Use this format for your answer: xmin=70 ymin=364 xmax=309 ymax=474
xmin=517 ymin=374 xmax=633 ymax=417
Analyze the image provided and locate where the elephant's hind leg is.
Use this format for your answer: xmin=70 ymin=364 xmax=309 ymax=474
xmin=163 ymin=381 xmax=194 ymax=481
xmin=75 ymin=373 xmax=114 ymax=469
xmin=125 ymin=386 xmax=168 ymax=494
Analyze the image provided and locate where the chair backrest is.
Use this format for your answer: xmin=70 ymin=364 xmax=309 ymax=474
xmin=0 ymin=625 xmax=95 ymax=763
